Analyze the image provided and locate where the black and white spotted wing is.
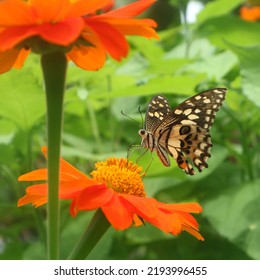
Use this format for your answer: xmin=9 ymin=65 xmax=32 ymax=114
xmin=138 ymin=88 xmax=227 ymax=175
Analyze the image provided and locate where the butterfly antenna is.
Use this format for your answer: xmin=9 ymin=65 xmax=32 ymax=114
xmin=138 ymin=106 xmax=144 ymax=128
xmin=121 ymin=110 xmax=139 ymax=124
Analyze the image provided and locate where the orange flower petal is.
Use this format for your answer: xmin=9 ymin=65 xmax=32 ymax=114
xmin=18 ymin=194 xmax=47 ymax=207
xmin=18 ymin=168 xmax=47 ymax=182
xmin=0 ymin=26 xmax=38 ymax=51
xmin=86 ymin=19 xmax=129 ymax=60
xmin=100 ymin=0 xmax=157 ymax=18
xmin=60 ymin=161 xmax=88 ymax=181
xmin=179 ymin=212 xmax=199 ymax=228
xmin=23 ymin=184 xmax=47 ymax=196
xmin=41 ymin=146 xmax=93 ymax=182
xmin=72 ymin=184 xmax=113 ymax=211
xmin=143 ymin=202 xmax=204 ymax=239
xmin=160 ymin=202 xmax=203 ymax=213
xmin=18 ymin=178 xmax=101 ymax=209
xmin=150 ymin=211 xmax=183 ymax=233
xmin=17 ymin=164 xmax=93 ymax=183
xmin=30 ymin=0 xmax=72 ymax=22
xmin=174 ymin=213 xmax=204 ymax=240
xmin=17 ymin=183 xmax=47 ymax=207
xmin=67 ymin=0 xmax=112 ymax=17
xmin=102 ymin=18 xmax=159 ymax=39
xmin=59 ymin=179 xmax=102 ymax=198
xmin=0 ymin=48 xmax=21 ymax=74
xmin=0 ymin=18 xmax=84 ymax=51
xmin=67 ymin=24 xmax=107 ymax=70
xmin=133 ymin=214 xmax=144 ymax=226
xmin=67 ymin=44 xmax=106 ymax=71
xmin=121 ymin=194 xmax=158 ymax=219
xmin=37 ymin=18 xmax=85 ymax=45
xmin=13 ymin=48 xmax=30 ymax=68
xmin=0 ymin=0 xmax=36 ymax=25
xmin=102 ymin=194 xmax=133 ymax=230
xmin=182 ymin=225 xmax=204 ymax=241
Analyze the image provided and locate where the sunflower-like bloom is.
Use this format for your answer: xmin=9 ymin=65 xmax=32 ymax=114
xmin=18 ymin=147 xmax=204 ymax=241
xmin=0 ymin=0 xmax=159 ymax=73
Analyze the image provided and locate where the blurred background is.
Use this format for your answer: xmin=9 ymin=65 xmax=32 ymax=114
xmin=0 ymin=0 xmax=260 ymax=259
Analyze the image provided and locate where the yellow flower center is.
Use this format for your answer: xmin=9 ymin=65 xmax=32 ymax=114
xmin=91 ymin=158 xmax=146 ymax=197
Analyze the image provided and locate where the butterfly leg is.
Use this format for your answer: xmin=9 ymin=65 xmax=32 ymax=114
xmin=135 ymin=148 xmax=149 ymax=164
xmin=127 ymin=144 xmax=142 ymax=160
xmin=128 ymin=147 xmax=154 ymax=175
xmin=143 ymin=151 xmax=154 ymax=176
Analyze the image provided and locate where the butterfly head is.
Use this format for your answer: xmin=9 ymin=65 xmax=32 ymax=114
xmin=138 ymin=129 xmax=147 ymax=144
xmin=138 ymin=128 xmax=155 ymax=151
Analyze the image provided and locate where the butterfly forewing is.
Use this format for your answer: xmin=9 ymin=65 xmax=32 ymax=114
xmin=140 ymin=88 xmax=227 ymax=175
xmin=145 ymin=95 xmax=171 ymax=132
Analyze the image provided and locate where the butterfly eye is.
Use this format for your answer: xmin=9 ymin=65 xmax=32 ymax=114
xmin=138 ymin=129 xmax=146 ymax=136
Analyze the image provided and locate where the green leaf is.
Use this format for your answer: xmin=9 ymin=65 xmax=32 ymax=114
xmin=204 ymin=179 xmax=260 ymax=259
xmin=87 ymin=227 xmax=114 ymax=260
xmin=197 ymin=0 xmax=244 ymax=24
xmin=128 ymin=37 xmax=165 ymax=65
xmin=0 ymin=119 xmax=16 ymax=144
xmin=126 ymin=222 xmax=172 ymax=244
xmin=165 ymin=38 xmax=216 ymax=59
xmin=0 ymin=68 xmax=45 ymax=130
xmin=188 ymin=145 xmax=228 ymax=181
xmin=23 ymin=242 xmax=46 ymax=260
xmin=225 ymin=42 xmax=260 ymax=107
xmin=184 ymin=50 xmax=238 ymax=80
xmin=90 ymin=74 xmax=206 ymax=99
xmin=197 ymin=15 xmax=260 ymax=48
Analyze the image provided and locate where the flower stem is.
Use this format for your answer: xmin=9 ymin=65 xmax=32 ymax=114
xmin=68 ymin=209 xmax=110 ymax=260
xmin=41 ymin=52 xmax=67 ymax=259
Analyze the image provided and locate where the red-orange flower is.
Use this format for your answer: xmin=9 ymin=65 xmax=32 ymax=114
xmin=240 ymin=6 xmax=260 ymax=21
xmin=18 ymin=147 xmax=204 ymax=241
xmin=0 ymin=0 xmax=159 ymax=73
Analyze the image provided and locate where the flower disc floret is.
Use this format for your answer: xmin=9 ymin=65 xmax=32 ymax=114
xmin=91 ymin=158 xmax=146 ymax=197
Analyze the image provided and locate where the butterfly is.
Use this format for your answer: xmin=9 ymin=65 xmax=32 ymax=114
xmin=138 ymin=88 xmax=227 ymax=175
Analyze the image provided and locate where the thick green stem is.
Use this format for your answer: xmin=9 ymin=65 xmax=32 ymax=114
xmin=41 ymin=52 xmax=67 ymax=259
xmin=68 ymin=209 xmax=111 ymax=260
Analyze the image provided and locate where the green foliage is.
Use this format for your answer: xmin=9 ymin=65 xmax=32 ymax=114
xmin=1 ymin=0 xmax=260 ymax=260
xmin=225 ymin=42 xmax=260 ymax=107
xmin=197 ymin=0 xmax=244 ymax=23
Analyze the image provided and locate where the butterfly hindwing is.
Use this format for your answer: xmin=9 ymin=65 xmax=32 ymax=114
xmin=157 ymin=124 xmax=212 ymax=174
xmin=140 ymin=88 xmax=227 ymax=175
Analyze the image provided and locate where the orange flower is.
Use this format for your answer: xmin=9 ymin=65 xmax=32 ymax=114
xmin=18 ymin=147 xmax=204 ymax=241
xmin=240 ymin=6 xmax=260 ymax=21
xmin=0 ymin=0 xmax=159 ymax=73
